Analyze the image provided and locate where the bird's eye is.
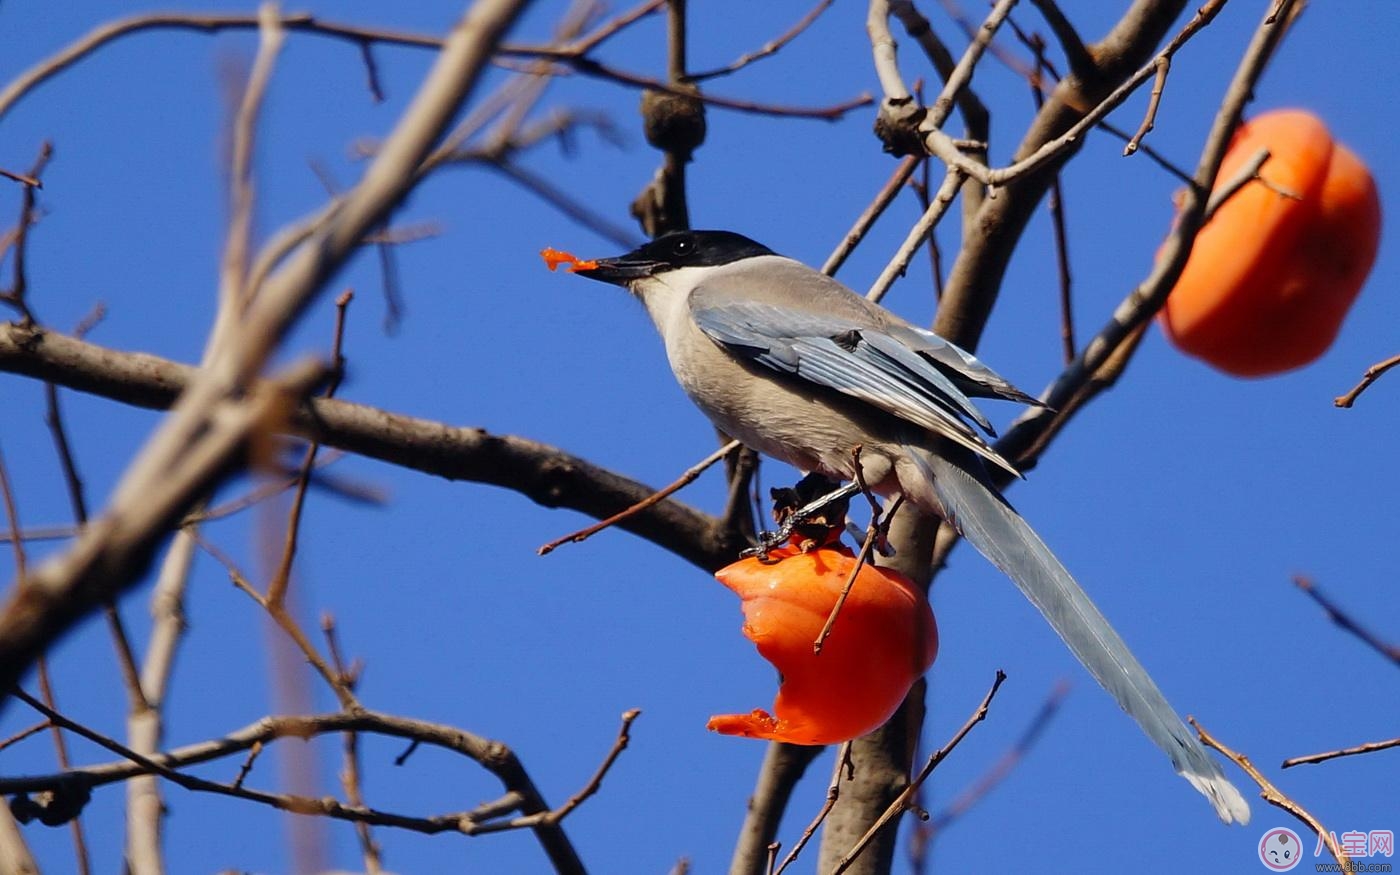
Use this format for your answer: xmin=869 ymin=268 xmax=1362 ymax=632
xmin=671 ymin=238 xmax=694 ymax=257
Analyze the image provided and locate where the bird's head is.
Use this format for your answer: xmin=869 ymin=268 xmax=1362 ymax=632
xmin=572 ymin=230 xmax=775 ymax=291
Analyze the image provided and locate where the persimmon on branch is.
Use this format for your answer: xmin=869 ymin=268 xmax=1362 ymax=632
xmin=796 ymin=2 xmax=1306 ymax=872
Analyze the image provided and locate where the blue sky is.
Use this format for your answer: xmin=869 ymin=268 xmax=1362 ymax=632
xmin=1 ymin=2 xmax=1396 ymax=873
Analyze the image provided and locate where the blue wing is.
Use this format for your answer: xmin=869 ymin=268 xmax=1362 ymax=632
xmin=691 ymin=299 xmax=1024 ymax=476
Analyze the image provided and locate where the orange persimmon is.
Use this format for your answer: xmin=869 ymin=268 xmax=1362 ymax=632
xmin=1158 ymin=109 xmax=1381 ymax=377
xmin=707 ymin=543 xmax=938 ymax=745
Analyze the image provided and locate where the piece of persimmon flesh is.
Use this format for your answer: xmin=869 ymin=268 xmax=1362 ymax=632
xmin=540 ymin=247 xmax=599 ymax=273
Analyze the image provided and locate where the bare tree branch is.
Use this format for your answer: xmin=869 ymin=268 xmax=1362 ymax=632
xmin=686 ymin=0 xmax=835 ymax=82
xmin=4 ymin=697 xmax=597 ymax=873
xmin=1335 ymin=351 xmax=1400 ymax=408
xmin=125 ymin=528 xmax=198 ymax=875
xmin=1282 ymin=736 xmax=1400 ymax=770
xmin=1292 ymin=576 xmax=1400 ymax=668
xmin=728 ymin=743 xmax=823 ymax=875
xmin=831 ymin=672 xmax=1006 ymax=873
xmin=1193 ymin=718 xmax=1350 ymax=865
xmin=0 ymin=7 xmax=868 ymax=128
xmin=0 ymin=323 xmax=737 ymax=571
xmin=997 ymin=0 xmax=1302 ymax=473
xmin=0 ymin=0 xmax=533 ymax=704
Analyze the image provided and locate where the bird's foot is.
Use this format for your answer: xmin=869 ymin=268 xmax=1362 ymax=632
xmin=744 ymin=476 xmax=862 ymax=559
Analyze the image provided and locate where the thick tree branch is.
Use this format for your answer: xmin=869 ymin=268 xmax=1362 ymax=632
xmin=0 ymin=323 xmax=737 ymax=572
xmin=728 ymin=743 xmax=823 ymax=875
xmin=826 ymin=2 xmax=1250 ymax=870
xmin=933 ymin=0 xmax=1192 ymax=349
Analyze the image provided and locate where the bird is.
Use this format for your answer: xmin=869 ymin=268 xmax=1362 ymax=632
xmin=570 ymin=229 xmax=1250 ymax=824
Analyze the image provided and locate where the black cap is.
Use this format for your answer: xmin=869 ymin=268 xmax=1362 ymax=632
xmin=575 ymin=230 xmax=775 ymax=285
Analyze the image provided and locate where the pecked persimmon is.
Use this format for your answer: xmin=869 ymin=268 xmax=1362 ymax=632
xmin=707 ymin=543 xmax=938 ymax=745
xmin=1158 ymin=109 xmax=1381 ymax=377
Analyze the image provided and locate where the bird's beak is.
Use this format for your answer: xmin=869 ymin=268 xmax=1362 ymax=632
xmin=572 ymin=256 xmax=663 ymax=287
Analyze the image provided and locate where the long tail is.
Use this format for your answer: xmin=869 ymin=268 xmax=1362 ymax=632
xmin=903 ymin=446 xmax=1250 ymax=824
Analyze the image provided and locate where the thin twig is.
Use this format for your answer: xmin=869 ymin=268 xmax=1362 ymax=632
xmin=0 ymin=524 xmax=77 ymax=544
xmin=538 ymin=440 xmax=740 ymax=555
xmin=1335 ymin=351 xmax=1400 ymax=408
xmin=0 ymin=445 xmax=87 ymax=872
xmin=47 ymin=351 xmax=150 ymax=717
xmin=0 ymin=143 xmax=52 ymax=326
xmin=1203 ymin=147 xmax=1272 ymax=221
xmin=813 ymin=450 xmax=904 ymax=654
xmin=232 ymin=742 xmax=264 ymax=790
xmin=832 ymin=671 xmax=1007 ymax=873
xmin=1282 ymin=736 xmax=1400 ymax=769
xmin=1025 ymin=35 xmax=1075 ymax=363
xmin=822 ymin=155 xmax=922 ymax=276
xmin=561 ymin=56 xmax=872 ymax=120
xmin=35 ymin=662 xmax=91 ymax=874
xmin=185 ymin=451 xmax=375 ymax=525
xmin=570 ymin=0 xmax=666 ymax=54
xmin=0 ymin=445 xmax=27 ymax=581
xmin=478 ymin=708 xmax=642 ymax=832
xmin=1191 ymin=718 xmax=1349 ymax=865
xmin=867 ymin=170 xmax=964 ymax=303
xmin=1292 ymin=576 xmax=1400 ymax=668
xmin=0 ymin=167 xmax=41 ymax=187
xmin=267 ymin=290 xmax=353 ymax=607
xmin=491 ymin=161 xmax=642 ymax=249
xmin=814 ymin=520 xmax=881 ymax=655
xmin=323 ymin=614 xmax=381 ymax=873
xmin=915 ymin=679 xmax=1069 ymax=854
xmin=906 ymin=147 xmax=947 ymax=299
xmin=248 ymin=292 xmax=361 ymax=711
xmin=0 ymin=7 xmax=662 ymax=122
xmin=773 ymin=742 xmax=853 ymax=875
xmin=5 ymin=696 xmax=589 ymax=869
xmin=1005 ymin=19 xmax=1195 ymax=184
xmin=687 ymin=0 xmax=834 ymax=82
xmin=0 ymin=721 xmax=51 ymax=753
xmin=1124 ymin=56 xmax=1170 ymax=155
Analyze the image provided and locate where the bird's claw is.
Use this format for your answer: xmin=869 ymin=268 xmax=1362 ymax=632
xmin=743 ymin=477 xmax=863 ymax=560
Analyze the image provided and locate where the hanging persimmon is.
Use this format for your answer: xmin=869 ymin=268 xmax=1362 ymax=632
xmin=707 ymin=542 xmax=938 ymax=745
xmin=1158 ymin=108 xmax=1381 ymax=377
